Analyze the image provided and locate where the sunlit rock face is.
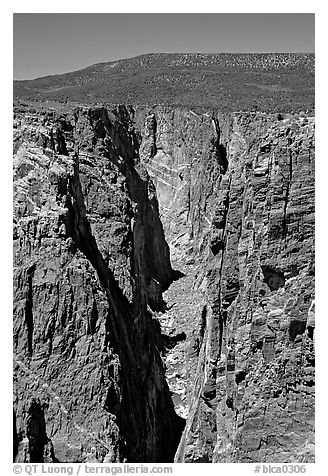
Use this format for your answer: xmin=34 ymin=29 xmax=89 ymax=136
xmin=13 ymin=102 xmax=314 ymax=464
xmin=136 ymin=107 xmax=315 ymax=463
xmin=13 ymin=105 xmax=184 ymax=463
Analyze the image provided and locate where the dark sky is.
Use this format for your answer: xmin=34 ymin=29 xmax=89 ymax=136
xmin=13 ymin=13 xmax=315 ymax=80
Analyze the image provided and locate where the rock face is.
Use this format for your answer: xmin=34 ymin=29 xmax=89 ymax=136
xmin=13 ymin=103 xmax=315 ymax=463
xmin=13 ymin=105 xmax=184 ymax=463
xmin=136 ymin=107 xmax=315 ymax=462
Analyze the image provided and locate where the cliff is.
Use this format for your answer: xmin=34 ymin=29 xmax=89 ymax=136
xmin=136 ymin=107 xmax=315 ymax=462
xmin=13 ymin=104 xmax=184 ymax=463
xmin=13 ymin=102 xmax=315 ymax=463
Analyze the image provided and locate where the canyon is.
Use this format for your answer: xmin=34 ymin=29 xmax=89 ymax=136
xmin=13 ymin=101 xmax=315 ymax=463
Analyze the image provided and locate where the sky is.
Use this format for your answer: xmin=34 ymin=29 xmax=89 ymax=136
xmin=13 ymin=13 xmax=315 ymax=80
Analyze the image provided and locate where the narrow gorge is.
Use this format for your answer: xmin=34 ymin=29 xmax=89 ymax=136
xmin=13 ymin=102 xmax=315 ymax=463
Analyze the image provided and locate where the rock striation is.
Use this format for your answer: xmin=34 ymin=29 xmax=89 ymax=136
xmin=13 ymin=102 xmax=315 ymax=464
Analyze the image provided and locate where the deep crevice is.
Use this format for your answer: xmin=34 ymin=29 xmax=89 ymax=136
xmin=25 ymin=399 xmax=48 ymax=463
xmin=212 ymin=117 xmax=228 ymax=174
xmin=289 ymin=320 xmax=307 ymax=341
xmin=282 ymin=136 xmax=293 ymax=238
xmin=25 ymin=264 xmax=35 ymax=356
xmin=65 ymin=149 xmax=184 ymax=462
xmin=261 ymin=265 xmax=285 ymax=291
xmin=235 ymin=370 xmax=247 ymax=385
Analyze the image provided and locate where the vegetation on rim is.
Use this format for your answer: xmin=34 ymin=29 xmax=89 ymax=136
xmin=14 ymin=53 xmax=314 ymax=114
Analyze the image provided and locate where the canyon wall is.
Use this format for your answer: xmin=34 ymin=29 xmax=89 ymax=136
xmin=13 ymin=105 xmax=184 ymax=463
xmin=136 ymin=107 xmax=315 ymax=462
xmin=13 ymin=103 xmax=315 ymax=463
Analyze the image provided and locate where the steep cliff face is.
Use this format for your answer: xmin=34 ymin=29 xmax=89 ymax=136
xmin=13 ymin=105 xmax=184 ymax=463
xmin=137 ymin=107 xmax=224 ymax=263
xmin=13 ymin=102 xmax=315 ymax=464
xmin=136 ymin=108 xmax=315 ymax=462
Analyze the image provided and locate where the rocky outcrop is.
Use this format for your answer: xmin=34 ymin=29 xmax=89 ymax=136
xmin=13 ymin=105 xmax=184 ymax=463
xmin=136 ymin=108 xmax=315 ymax=462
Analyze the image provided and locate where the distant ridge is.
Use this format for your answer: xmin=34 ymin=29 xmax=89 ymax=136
xmin=14 ymin=53 xmax=315 ymax=113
